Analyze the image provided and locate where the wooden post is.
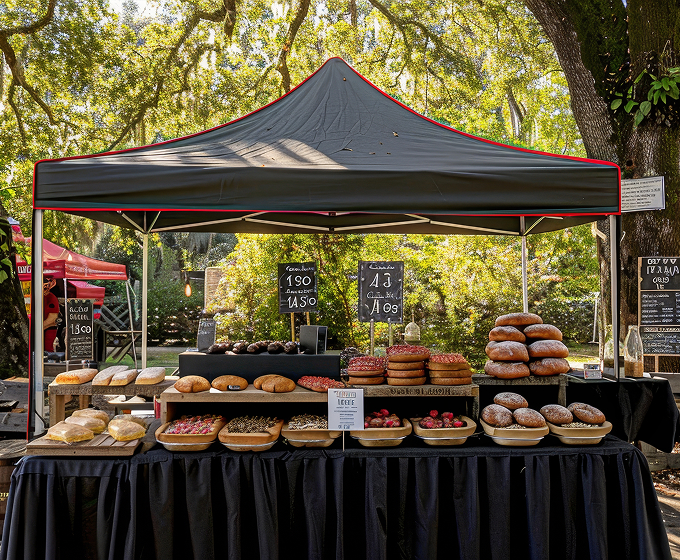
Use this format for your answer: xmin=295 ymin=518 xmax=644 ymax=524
xmin=290 ymin=313 xmax=295 ymax=341
xmin=306 ymin=312 xmax=310 ymax=326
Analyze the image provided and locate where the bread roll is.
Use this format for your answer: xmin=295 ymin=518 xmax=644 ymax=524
xmin=109 ymin=369 xmax=140 ymax=386
xmin=254 ymin=374 xmax=281 ymax=390
xmin=65 ymin=415 xmax=106 ymax=434
xmin=387 ymin=361 xmax=426 ymax=370
xmin=513 ymin=408 xmax=546 ymax=428
xmin=529 ymin=358 xmax=570 ymax=376
xmin=427 ymin=362 xmax=471 ymax=371
xmin=386 ymin=369 xmax=426 ymax=378
xmin=523 ymin=324 xmax=563 ymax=341
xmin=72 ymin=408 xmax=110 ymax=425
xmin=92 ymin=366 xmax=130 ymax=386
xmin=346 ymin=368 xmax=385 ymax=377
xmin=108 ymin=419 xmax=146 ymax=441
xmin=527 ymin=340 xmax=569 ymax=359
xmin=427 ymin=368 xmax=473 ymax=378
xmin=348 ymin=376 xmax=384 ymax=385
xmin=135 ymin=367 xmax=167 ymax=385
xmin=481 ymin=404 xmax=513 ymax=427
xmin=212 ymin=375 xmax=248 ymax=391
xmin=429 ymin=376 xmax=471 ymax=385
xmin=54 ymin=368 xmax=98 ymax=385
xmin=46 ymin=421 xmax=93 ymax=443
xmin=485 ymin=341 xmax=529 ymax=362
xmin=495 ymin=313 xmax=542 ymax=327
xmin=493 ymin=392 xmax=528 ymax=410
xmin=174 ymin=375 xmax=211 ymax=393
xmin=261 ymin=376 xmax=295 ymax=393
xmin=112 ymin=414 xmax=147 ymax=428
xmin=386 ymin=376 xmax=426 ymax=386
xmin=489 ymin=326 xmax=526 ymax=342
xmin=484 ymin=361 xmax=530 ymax=379
xmin=567 ymin=402 xmax=605 ymax=424
xmin=539 ymin=404 xmax=573 ymax=425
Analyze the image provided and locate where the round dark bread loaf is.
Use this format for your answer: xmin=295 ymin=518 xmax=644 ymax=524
xmin=489 ymin=326 xmax=526 ymax=343
xmin=386 ymin=376 xmax=426 ymax=386
xmin=386 ymin=369 xmax=426 ymax=378
xmin=494 ymin=392 xmax=528 ymax=410
xmin=539 ymin=404 xmax=573 ymax=424
xmin=523 ymin=324 xmax=563 ymax=341
xmin=513 ymin=407 xmax=546 ymax=428
xmin=484 ymin=361 xmax=530 ymax=379
xmin=485 ymin=341 xmax=529 ymax=362
xmin=567 ymin=402 xmax=606 ymax=424
xmin=253 ymin=374 xmax=281 ymax=390
xmin=529 ymin=358 xmax=570 ymax=376
xmin=481 ymin=404 xmax=513 ymax=427
xmin=527 ymin=340 xmax=569 ymax=359
xmin=388 ymin=361 xmax=425 ymax=370
xmin=348 ymin=376 xmax=384 ymax=385
xmin=495 ymin=312 xmax=543 ymax=327
xmin=262 ymin=376 xmax=295 ymax=393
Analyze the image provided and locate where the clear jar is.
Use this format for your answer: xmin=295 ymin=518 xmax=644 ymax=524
xmin=624 ymin=325 xmax=645 ymax=377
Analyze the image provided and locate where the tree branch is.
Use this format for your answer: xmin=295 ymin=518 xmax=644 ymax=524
xmin=0 ymin=0 xmax=56 ymax=38
xmin=7 ymin=80 xmax=26 ymax=148
xmin=276 ymin=0 xmax=311 ymax=93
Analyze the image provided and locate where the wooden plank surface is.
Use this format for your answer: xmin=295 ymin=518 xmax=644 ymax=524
xmin=471 ymin=374 xmax=567 ymax=385
xmin=26 ymin=433 xmax=141 ymax=456
xmin=360 ymin=384 xmax=479 ymax=397
xmin=49 ymin=379 xmax=174 ymax=397
xmin=161 ymin=385 xmax=329 ymax=403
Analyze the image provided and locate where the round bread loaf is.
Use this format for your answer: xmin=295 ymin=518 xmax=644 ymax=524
xmin=493 ymin=392 xmax=528 ymax=410
xmin=495 ymin=312 xmax=543 ymax=327
xmin=529 ymin=358 xmax=570 ymax=376
xmin=262 ymin=376 xmax=295 ymax=393
xmin=427 ymin=362 xmax=470 ymax=371
xmin=429 ymin=376 xmax=471 ymax=385
xmin=484 ymin=361 xmax=530 ymax=379
xmin=386 ymin=376 xmax=426 ymax=386
xmin=489 ymin=326 xmax=526 ymax=343
xmin=212 ymin=375 xmax=248 ymax=391
xmin=481 ymin=404 xmax=513 ymax=427
xmin=386 ymin=369 xmax=426 ymax=378
xmin=523 ymin=324 xmax=563 ymax=341
xmin=346 ymin=368 xmax=385 ymax=377
xmin=174 ymin=375 xmax=210 ymax=393
xmin=428 ymin=368 xmax=473 ymax=378
xmin=348 ymin=376 xmax=385 ymax=385
xmin=527 ymin=340 xmax=569 ymax=359
xmin=539 ymin=404 xmax=573 ymax=425
xmin=513 ymin=408 xmax=546 ymax=428
xmin=485 ymin=341 xmax=529 ymax=362
xmin=567 ymin=402 xmax=606 ymax=424
xmin=253 ymin=374 xmax=281 ymax=390
xmin=387 ymin=361 xmax=425 ymax=370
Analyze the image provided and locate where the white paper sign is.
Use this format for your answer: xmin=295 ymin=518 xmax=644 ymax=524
xmin=621 ymin=176 xmax=665 ymax=213
xmin=328 ymin=388 xmax=364 ymax=430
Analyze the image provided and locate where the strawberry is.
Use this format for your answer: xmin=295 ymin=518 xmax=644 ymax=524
xmin=385 ymin=420 xmax=394 ymax=427
xmin=453 ymin=421 xmax=464 ymax=428
xmin=380 ymin=409 xmax=390 ymax=417
xmin=429 ymin=410 xmax=438 ymax=418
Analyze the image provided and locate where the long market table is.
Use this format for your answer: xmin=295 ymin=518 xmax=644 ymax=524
xmin=0 ymin=434 xmax=671 ymax=560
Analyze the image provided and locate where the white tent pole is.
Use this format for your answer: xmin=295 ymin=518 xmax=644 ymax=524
xmin=142 ymin=233 xmax=148 ymax=369
xmin=520 ymin=217 xmax=528 ymax=313
xmin=610 ymin=214 xmax=620 ymax=379
xmin=32 ymin=210 xmax=45 ymax=432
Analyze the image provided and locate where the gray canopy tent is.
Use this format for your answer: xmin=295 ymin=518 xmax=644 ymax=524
xmin=30 ymin=57 xmax=621 ymax=432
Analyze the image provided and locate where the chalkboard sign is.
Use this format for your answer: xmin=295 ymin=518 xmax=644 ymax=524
xmin=358 ymin=261 xmax=403 ymax=323
xmin=66 ymin=298 xmax=94 ymax=361
xmin=639 ymin=257 xmax=680 ymax=356
xmin=197 ymin=318 xmax=216 ymax=352
xmin=278 ymin=262 xmax=318 ymax=313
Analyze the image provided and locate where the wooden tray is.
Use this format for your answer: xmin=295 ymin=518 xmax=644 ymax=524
xmin=350 ymin=418 xmax=412 ymax=440
xmin=411 ymin=416 xmax=476 ymax=445
xmin=285 ymin=438 xmax=337 ymax=448
xmin=156 ymin=418 xmax=225 ymax=444
xmin=281 ymin=422 xmax=341 ymax=441
xmin=218 ymin=419 xmax=283 ymax=445
xmin=26 ymin=434 xmax=141 ymax=456
xmin=547 ymin=421 xmax=612 ymax=445
xmin=480 ymin=418 xmax=548 ymax=439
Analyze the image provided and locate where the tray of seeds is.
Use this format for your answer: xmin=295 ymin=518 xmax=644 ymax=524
xmin=547 ymin=421 xmax=612 ymax=445
xmin=281 ymin=414 xmax=342 ymax=447
xmin=480 ymin=418 xmax=548 ymax=446
xmin=218 ymin=416 xmax=284 ymax=451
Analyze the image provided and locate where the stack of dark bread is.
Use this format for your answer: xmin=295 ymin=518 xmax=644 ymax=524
xmin=484 ymin=312 xmax=570 ymax=379
xmin=481 ymin=392 xmax=547 ymax=428
xmin=427 ymin=353 xmax=473 ymax=385
xmin=385 ymin=345 xmax=430 ymax=386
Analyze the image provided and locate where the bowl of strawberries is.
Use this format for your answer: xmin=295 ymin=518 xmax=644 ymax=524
xmin=411 ymin=410 xmax=477 ymax=446
xmin=350 ymin=408 xmax=412 ymax=447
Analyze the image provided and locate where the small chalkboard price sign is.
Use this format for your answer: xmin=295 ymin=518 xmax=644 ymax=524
xmin=197 ymin=318 xmax=217 ymax=352
xmin=358 ymin=261 xmax=403 ymax=323
xmin=66 ymin=298 xmax=94 ymax=361
xmin=278 ymin=262 xmax=318 ymax=313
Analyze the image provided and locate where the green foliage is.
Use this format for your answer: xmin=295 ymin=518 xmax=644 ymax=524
xmin=611 ymin=67 xmax=680 ymax=127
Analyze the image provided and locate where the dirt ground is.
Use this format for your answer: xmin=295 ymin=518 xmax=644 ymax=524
xmin=653 ymin=469 xmax=680 ymax=558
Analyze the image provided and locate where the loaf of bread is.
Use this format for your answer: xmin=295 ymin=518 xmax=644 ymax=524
xmin=109 ymin=369 xmax=140 ymax=386
xmin=513 ymin=408 xmax=546 ymax=428
xmin=348 ymin=376 xmax=385 ymax=385
xmin=427 ymin=368 xmax=473 ymax=378
xmin=46 ymin=421 xmax=94 ymax=443
xmin=387 ymin=361 xmax=425 ymax=371
xmin=567 ymin=402 xmax=606 ymax=424
xmin=429 ymin=377 xmax=471 ymax=385
xmin=485 ymin=341 xmax=529 ymax=362
xmin=495 ymin=313 xmax=542 ymax=327
xmin=65 ymin=415 xmax=106 ymax=434
xmin=112 ymin=414 xmax=147 ymax=428
xmin=91 ymin=366 xmax=130 ymax=386
xmin=481 ymin=404 xmax=513 ymax=427
xmin=135 ymin=367 xmax=167 ymax=385
xmin=529 ymin=358 xmax=570 ymax=376
xmin=174 ymin=375 xmax=211 ymax=393
xmin=107 ymin=419 xmax=146 ymax=441
xmin=386 ymin=369 xmax=426 ymax=378
xmin=489 ymin=326 xmax=526 ymax=343
xmin=539 ymin=404 xmax=573 ymax=425
xmin=386 ymin=376 xmax=426 ymax=386
xmin=54 ymin=368 xmax=98 ymax=385
xmin=72 ymin=408 xmax=110 ymax=425
xmin=527 ymin=340 xmax=569 ymax=359
xmin=261 ymin=376 xmax=295 ymax=393
xmin=493 ymin=392 xmax=528 ymax=410
xmin=253 ymin=374 xmax=281 ymax=390
xmin=523 ymin=324 xmax=563 ymax=341
xmin=212 ymin=375 xmax=248 ymax=391
xmin=484 ymin=361 xmax=530 ymax=379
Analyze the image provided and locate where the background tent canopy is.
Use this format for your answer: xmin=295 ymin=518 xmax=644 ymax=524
xmin=33 ymin=58 xmax=620 ymax=236
xmin=16 ymin=239 xmax=128 ymax=281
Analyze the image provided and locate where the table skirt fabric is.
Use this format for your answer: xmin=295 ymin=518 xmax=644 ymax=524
xmin=0 ymin=437 xmax=671 ymax=560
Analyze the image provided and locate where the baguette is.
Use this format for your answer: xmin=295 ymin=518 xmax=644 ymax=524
xmin=54 ymin=368 xmax=98 ymax=385
xmin=109 ymin=369 xmax=140 ymax=386
xmin=92 ymin=366 xmax=130 ymax=386
xmin=135 ymin=367 xmax=167 ymax=385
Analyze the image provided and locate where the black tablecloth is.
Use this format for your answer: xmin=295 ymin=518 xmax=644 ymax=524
xmin=0 ymin=437 xmax=671 ymax=560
